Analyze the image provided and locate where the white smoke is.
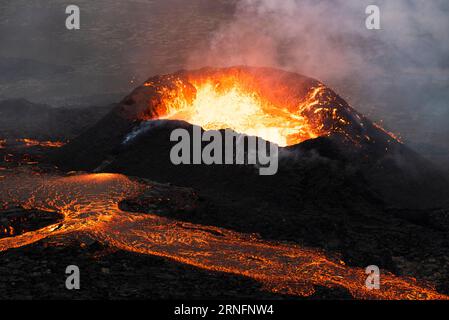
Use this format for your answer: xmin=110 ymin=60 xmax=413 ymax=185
xmin=187 ymin=0 xmax=449 ymax=86
xmin=122 ymin=120 xmax=171 ymax=145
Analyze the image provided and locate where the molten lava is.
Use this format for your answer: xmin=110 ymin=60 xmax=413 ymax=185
xmin=156 ymin=80 xmax=321 ymax=147
xmin=16 ymin=138 xmax=66 ymax=148
xmin=139 ymin=68 xmax=367 ymax=147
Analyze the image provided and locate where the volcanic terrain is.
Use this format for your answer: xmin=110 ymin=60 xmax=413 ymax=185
xmin=1 ymin=67 xmax=449 ymax=299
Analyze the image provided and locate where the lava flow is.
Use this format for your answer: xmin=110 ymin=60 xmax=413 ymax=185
xmin=16 ymin=138 xmax=66 ymax=148
xmin=0 ymin=168 xmax=445 ymax=300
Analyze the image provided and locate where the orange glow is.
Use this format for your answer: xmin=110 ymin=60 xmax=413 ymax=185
xmin=160 ymin=80 xmax=321 ymax=146
xmin=141 ymin=71 xmax=356 ymax=147
xmin=16 ymin=138 xmax=66 ymax=148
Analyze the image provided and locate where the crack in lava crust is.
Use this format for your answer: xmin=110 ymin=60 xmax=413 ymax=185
xmin=0 ymin=168 xmax=446 ymax=300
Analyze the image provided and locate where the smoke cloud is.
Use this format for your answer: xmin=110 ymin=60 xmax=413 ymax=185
xmin=187 ymin=0 xmax=449 ymax=89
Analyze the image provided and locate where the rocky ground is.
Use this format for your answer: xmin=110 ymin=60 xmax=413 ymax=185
xmin=1 ymin=95 xmax=449 ymax=299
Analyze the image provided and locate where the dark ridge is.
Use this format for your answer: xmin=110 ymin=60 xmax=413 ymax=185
xmin=0 ymin=99 xmax=114 ymax=140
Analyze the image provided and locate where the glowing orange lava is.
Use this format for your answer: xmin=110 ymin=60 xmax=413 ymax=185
xmin=373 ymin=123 xmax=403 ymax=143
xmin=141 ymin=70 xmax=358 ymax=147
xmin=159 ymin=80 xmax=322 ymax=147
xmin=0 ymin=168 xmax=446 ymax=300
xmin=16 ymin=138 xmax=66 ymax=148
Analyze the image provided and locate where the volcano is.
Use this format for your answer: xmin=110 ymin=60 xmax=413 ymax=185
xmin=51 ymin=66 xmax=449 ymax=209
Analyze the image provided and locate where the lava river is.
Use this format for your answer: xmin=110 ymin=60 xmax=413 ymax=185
xmin=0 ymin=168 xmax=446 ymax=300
